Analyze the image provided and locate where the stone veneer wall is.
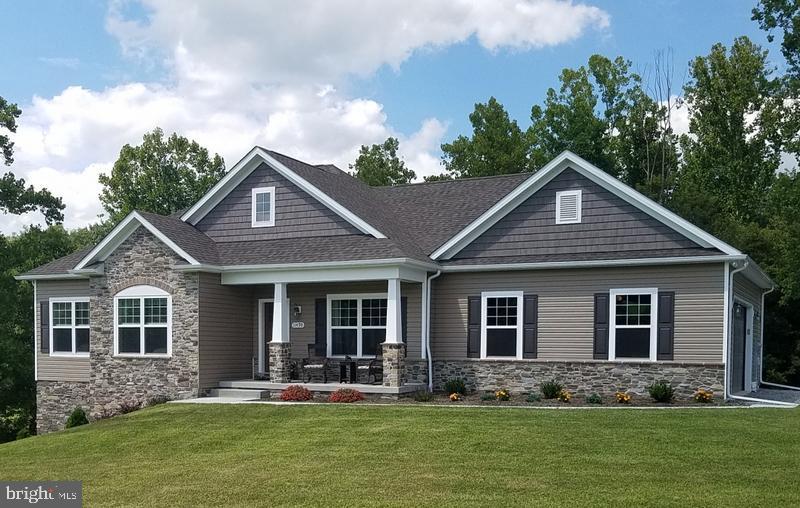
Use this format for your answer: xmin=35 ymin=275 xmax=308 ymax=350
xmin=36 ymin=381 xmax=90 ymax=434
xmin=407 ymin=360 xmax=724 ymax=399
xmin=35 ymin=228 xmax=201 ymax=432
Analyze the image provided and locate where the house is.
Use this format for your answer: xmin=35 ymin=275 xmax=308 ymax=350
xmin=18 ymin=148 xmax=773 ymax=432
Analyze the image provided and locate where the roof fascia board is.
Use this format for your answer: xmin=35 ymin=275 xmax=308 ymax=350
xmin=181 ymin=147 xmax=386 ymax=238
xmin=440 ymin=254 xmax=744 ymax=273
xmin=14 ymin=273 xmax=88 ymax=281
xmin=74 ymin=212 xmax=199 ymax=270
xmin=220 ymin=264 xmax=427 ymax=285
xmin=172 ymin=257 xmax=439 ymax=273
xmin=430 ymin=151 xmax=741 ymax=259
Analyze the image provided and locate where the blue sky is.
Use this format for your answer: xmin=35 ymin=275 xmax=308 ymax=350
xmin=0 ymin=0 xmax=782 ymax=232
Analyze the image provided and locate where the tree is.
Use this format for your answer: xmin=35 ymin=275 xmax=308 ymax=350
xmin=350 ymin=137 xmax=415 ymax=186
xmin=441 ymin=97 xmax=529 ymax=178
xmin=0 ymin=96 xmax=22 ymax=166
xmin=0 ymin=97 xmax=64 ymax=224
xmin=674 ymin=37 xmax=782 ymax=227
xmin=99 ymin=128 xmax=226 ymax=222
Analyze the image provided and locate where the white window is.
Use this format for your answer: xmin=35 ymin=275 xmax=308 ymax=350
xmin=327 ymin=294 xmax=387 ymax=358
xmin=609 ymin=288 xmax=658 ymax=361
xmin=50 ymin=298 xmax=90 ymax=356
xmin=555 ymin=189 xmax=582 ymax=224
xmin=114 ymin=285 xmax=172 ymax=358
xmin=251 ymin=186 xmax=275 ymax=227
xmin=480 ymin=291 xmax=523 ymax=359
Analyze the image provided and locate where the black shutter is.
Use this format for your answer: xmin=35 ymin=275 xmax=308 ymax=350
xmin=657 ymin=291 xmax=675 ymax=361
xmin=40 ymin=301 xmax=49 ymax=353
xmin=401 ymin=296 xmax=408 ymax=343
xmin=523 ymin=294 xmax=538 ymax=359
xmin=593 ymin=293 xmax=610 ymax=359
xmin=314 ymin=298 xmax=326 ymax=356
xmin=467 ymin=296 xmax=481 ymax=358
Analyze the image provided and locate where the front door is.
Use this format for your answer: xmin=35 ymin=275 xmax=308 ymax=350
xmin=261 ymin=301 xmax=274 ymax=377
xmin=731 ymin=303 xmax=747 ymax=393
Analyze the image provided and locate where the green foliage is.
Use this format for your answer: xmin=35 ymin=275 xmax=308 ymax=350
xmin=753 ymin=0 xmax=800 ymax=79
xmin=0 ymin=408 xmax=33 ymax=443
xmin=413 ymin=390 xmax=434 ymax=402
xmin=540 ymin=380 xmax=563 ymax=399
xmin=525 ymin=393 xmax=542 ymax=403
xmin=99 ymin=128 xmax=225 ymax=222
xmin=65 ymin=407 xmax=89 ymax=428
xmin=350 ymin=137 xmax=415 ymax=186
xmin=441 ymin=97 xmax=529 ymax=178
xmin=146 ymin=395 xmax=171 ymax=407
xmin=0 ymin=172 xmax=65 ymax=225
xmin=648 ymin=381 xmax=676 ymax=403
xmin=586 ymin=393 xmax=603 ymax=404
xmin=0 ymin=96 xmax=22 ymax=166
xmin=480 ymin=393 xmax=495 ymax=401
xmin=443 ymin=378 xmax=466 ymax=395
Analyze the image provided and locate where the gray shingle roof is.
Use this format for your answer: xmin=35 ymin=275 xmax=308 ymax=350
xmin=20 ymin=148 xmax=725 ymax=278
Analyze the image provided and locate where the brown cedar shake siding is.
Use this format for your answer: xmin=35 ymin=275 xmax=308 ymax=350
xmin=430 ymin=263 xmax=725 ymax=363
xmin=195 ymin=162 xmax=361 ymax=242
xmin=36 ymin=279 xmax=92 ymax=382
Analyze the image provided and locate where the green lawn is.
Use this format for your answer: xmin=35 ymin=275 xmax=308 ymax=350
xmin=1 ymin=404 xmax=799 ymax=507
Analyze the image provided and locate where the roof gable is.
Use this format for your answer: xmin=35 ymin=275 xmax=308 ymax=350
xmin=430 ymin=151 xmax=741 ymax=260
xmin=181 ymin=147 xmax=386 ymax=238
xmin=453 ymin=168 xmax=717 ymax=261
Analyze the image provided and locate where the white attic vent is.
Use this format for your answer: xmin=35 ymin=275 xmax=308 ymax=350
xmin=555 ymin=190 xmax=582 ymax=224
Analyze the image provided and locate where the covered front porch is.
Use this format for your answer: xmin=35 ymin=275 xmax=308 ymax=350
xmin=195 ymin=259 xmax=433 ymax=395
xmin=209 ymin=379 xmax=427 ymax=400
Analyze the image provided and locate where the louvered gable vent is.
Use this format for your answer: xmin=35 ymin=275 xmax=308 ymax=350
xmin=555 ymin=189 xmax=582 ymax=224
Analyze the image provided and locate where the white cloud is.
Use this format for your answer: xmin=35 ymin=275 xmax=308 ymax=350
xmin=2 ymin=0 xmax=610 ymax=233
xmin=107 ymin=0 xmax=610 ymax=84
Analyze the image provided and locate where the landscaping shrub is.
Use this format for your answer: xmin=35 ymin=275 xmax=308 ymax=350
xmin=586 ymin=393 xmax=603 ymax=404
xmin=328 ymin=388 xmax=365 ymax=403
xmin=65 ymin=407 xmax=89 ymax=428
xmin=16 ymin=428 xmax=31 ymax=440
xmin=147 ymin=394 xmax=171 ymax=406
xmin=480 ymin=393 xmax=495 ymax=401
xmin=525 ymin=393 xmax=542 ymax=403
xmin=540 ymin=380 xmax=563 ymax=399
xmin=444 ymin=378 xmax=467 ymax=395
xmin=280 ymin=385 xmax=314 ymax=401
xmin=615 ymin=391 xmax=632 ymax=404
xmin=557 ymin=390 xmax=572 ymax=403
xmin=648 ymin=381 xmax=675 ymax=403
xmin=0 ymin=409 xmax=34 ymax=443
xmin=98 ymin=407 xmax=116 ymax=420
xmin=694 ymin=388 xmax=714 ymax=403
xmin=495 ymin=388 xmax=510 ymax=401
xmin=118 ymin=400 xmax=142 ymax=415
xmin=413 ymin=390 xmax=434 ymax=402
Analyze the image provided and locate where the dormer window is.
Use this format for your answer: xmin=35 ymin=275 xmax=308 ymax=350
xmin=251 ymin=186 xmax=275 ymax=227
xmin=555 ymin=189 xmax=582 ymax=224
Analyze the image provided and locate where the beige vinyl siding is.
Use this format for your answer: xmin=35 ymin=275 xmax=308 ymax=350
xmin=198 ymin=273 xmax=254 ymax=389
xmin=36 ymin=279 xmax=92 ymax=382
xmin=733 ymin=272 xmax=764 ymax=385
xmin=252 ymin=281 xmax=423 ymax=360
xmin=431 ymin=263 xmax=725 ymax=362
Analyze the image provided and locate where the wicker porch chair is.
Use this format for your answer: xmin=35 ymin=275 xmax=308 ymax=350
xmin=301 ymin=344 xmax=328 ymax=383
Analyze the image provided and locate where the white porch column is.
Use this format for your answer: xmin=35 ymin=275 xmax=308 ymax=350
xmin=271 ymin=282 xmax=290 ymax=343
xmin=385 ymin=278 xmax=403 ymax=344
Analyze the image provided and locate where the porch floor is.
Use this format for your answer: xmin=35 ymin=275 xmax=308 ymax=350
xmin=215 ymin=379 xmax=426 ymax=395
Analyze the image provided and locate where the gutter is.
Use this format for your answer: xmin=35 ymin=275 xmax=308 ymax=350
xmin=439 ymin=255 xmax=745 ymax=273
xmin=33 ymin=280 xmax=37 ymax=382
xmin=425 ymin=270 xmax=442 ymax=392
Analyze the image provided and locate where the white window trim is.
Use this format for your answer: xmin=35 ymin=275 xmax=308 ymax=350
xmin=480 ymin=291 xmax=524 ymax=360
xmin=608 ymin=287 xmax=658 ymax=362
xmin=326 ymin=293 xmax=387 ymax=359
xmin=113 ymin=285 xmax=172 ymax=358
xmin=49 ymin=297 xmax=90 ymax=357
xmin=251 ymin=186 xmax=276 ymax=228
xmin=555 ymin=189 xmax=582 ymax=224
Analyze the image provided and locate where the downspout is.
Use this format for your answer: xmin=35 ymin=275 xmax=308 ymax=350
xmin=33 ymin=280 xmax=38 ymax=382
xmin=425 ymin=270 xmax=442 ymax=392
xmin=759 ymin=286 xmax=800 ymax=391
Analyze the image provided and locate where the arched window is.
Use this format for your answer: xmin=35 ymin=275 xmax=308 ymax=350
xmin=113 ymin=285 xmax=172 ymax=357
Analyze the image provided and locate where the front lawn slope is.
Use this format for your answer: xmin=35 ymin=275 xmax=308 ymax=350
xmin=1 ymin=405 xmax=798 ymax=507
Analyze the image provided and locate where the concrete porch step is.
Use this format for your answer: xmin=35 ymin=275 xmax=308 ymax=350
xmin=207 ymin=388 xmax=268 ymax=399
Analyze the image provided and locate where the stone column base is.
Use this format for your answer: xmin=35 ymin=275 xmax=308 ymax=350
xmin=268 ymin=342 xmax=292 ymax=383
xmin=382 ymin=343 xmax=406 ymax=387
